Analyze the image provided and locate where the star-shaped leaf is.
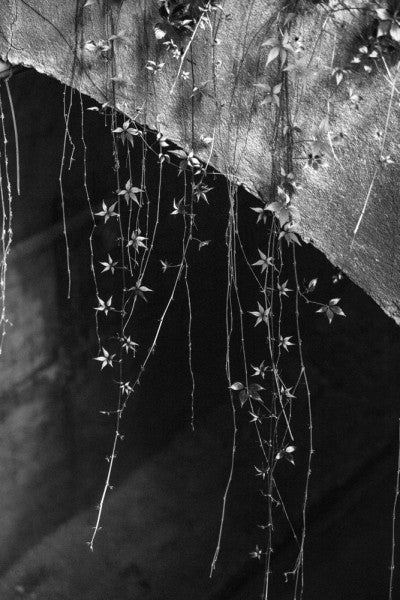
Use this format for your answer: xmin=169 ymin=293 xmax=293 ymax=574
xmin=249 ymin=302 xmax=271 ymax=326
xmin=121 ymin=335 xmax=138 ymax=354
xmin=93 ymin=347 xmax=116 ymax=370
xmin=171 ymin=198 xmax=187 ymax=215
xmin=113 ymin=120 xmax=139 ymax=146
xmin=252 ymin=249 xmax=274 ymax=273
xmin=254 ymin=465 xmax=269 ymax=480
xmin=276 ymin=445 xmax=296 ymax=465
xmin=127 ymin=230 xmax=147 ymax=251
xmin=251 ymin=360 xmax=270 ymax=379
xmin=277 ymin=280 xmax=292 ymax=297
xmin=128 ymin=281 xmax=153 ymax=301
xmin=279 ymin=228 xmax=301 ymax=246
xmin=118 ymin=180 xmax=143 ymax=205
xmin=316 ymin=298 xmax=346 ymax=324
xmin=249 ymin=545 xmax=263 ymax=559
xmin=94 ymin=296 xmax=115 ymax=316
xmin=119 ymin=381 xmax=133 ymax=395
xmin=251 ymin=205 xmax=270 ymax=224
xmin=99 ymin=254 xmax=118 ymax=274
xmin=95 ymin=201 xmax=118 ymax=223
xmin=279 ymin=335 xmax=295 ymax=351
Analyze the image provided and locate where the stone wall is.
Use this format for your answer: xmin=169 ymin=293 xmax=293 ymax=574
xmin=0 ymin=1 xmax=399 ymax=323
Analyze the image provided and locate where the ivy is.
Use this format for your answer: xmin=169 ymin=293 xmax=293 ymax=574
xmin=2 ymin=1 xmax=400 ymax=598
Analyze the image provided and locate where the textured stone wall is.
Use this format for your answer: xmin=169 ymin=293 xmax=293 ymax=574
xmin=0 ymin=0 xmax=399 ymax=322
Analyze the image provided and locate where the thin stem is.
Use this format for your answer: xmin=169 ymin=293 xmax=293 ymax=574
xmin=5 ymin=79 xmax=19 ymax=196
xmin=59 ymin=84 xmax=73 ymax=298
xmin=79 ymin=91 xmax=100 ymax=349
xmin=292 ymin=243 xmax=313 ymax=600
xmin=210 ymin=185 xmax=236 ymax=576
xmin=352 ymin=60 xmax=400 ymax=243
xmin=389 ymin=419 xmax=400 ymax=600
xmin=169 ymin=5 xmax=212 ymax=95
xmin=0 ymin=87 xmax=13 ymax=354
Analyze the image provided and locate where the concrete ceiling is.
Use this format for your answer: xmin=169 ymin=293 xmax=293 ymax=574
xmin=0 ymin=0 xmax=399 ymax=322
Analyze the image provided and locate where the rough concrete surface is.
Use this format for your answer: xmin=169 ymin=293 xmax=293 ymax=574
xmin=0 ymin=0 xmax=399 ymax=322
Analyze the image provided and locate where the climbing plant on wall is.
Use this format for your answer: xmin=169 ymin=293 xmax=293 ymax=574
xmin=1 ymin=0 xmax=400 ymax=598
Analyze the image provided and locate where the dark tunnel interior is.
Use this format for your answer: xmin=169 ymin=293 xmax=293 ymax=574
xmin=0 ymin=68 xmax=399 ymax=599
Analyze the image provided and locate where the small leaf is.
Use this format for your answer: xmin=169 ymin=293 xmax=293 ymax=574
xmin=249 ymin=383 xmax=264 ymax=402
xmin=84 ymin=40 xmax=98 ymax=52
xmin=169 ymin=149 xmax=188 ymax=159
xmin=306 ymin=278 xmax=318 ymax=293
xmin=261 ymin=37 xmax=275 ymax=47
xmin=249 ymin=383 xmax=264 ymax=392
xmin=391 ymin=22 xmax=400 ymax=42
xmin=375 ymin=7 xmax=391 ymax=21
xmin=330 ymin=305 xmax=346 ymax=316
xmin=316 ymin=299 xmax=345 ymax=323
xmin=279 ymin=229 xmax=301 ymax=246
xmin=377 ymin=21 xmax=390 ymax=37
xmin=239 ymin=389 xmax=249 ymax=407
xmin=154 ymin=25 xmax=167 ymax=39
xmin=266 ymin=46 xmax=280 ymax=65
xmin=230 ymin=381 xmax=244 ymax=391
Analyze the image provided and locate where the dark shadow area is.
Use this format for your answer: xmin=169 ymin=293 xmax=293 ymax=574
xmin=0 ymin=68 xmax=399 ymax=599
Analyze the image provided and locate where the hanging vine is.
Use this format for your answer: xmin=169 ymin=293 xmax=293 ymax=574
xmin=1 ymin=0 xmax=400 ymax=598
